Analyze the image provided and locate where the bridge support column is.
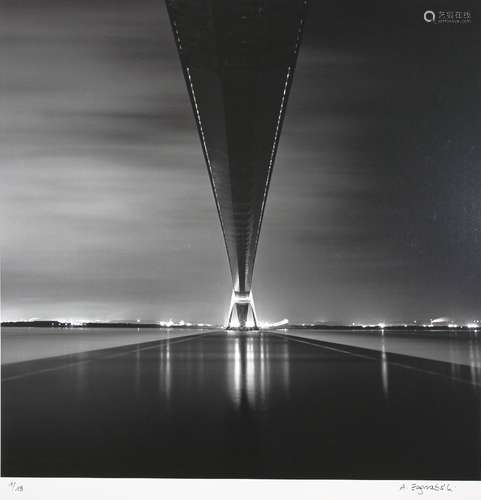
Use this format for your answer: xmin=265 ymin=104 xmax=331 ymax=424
xmin=226 ymin=290 xmax=258 ymax=330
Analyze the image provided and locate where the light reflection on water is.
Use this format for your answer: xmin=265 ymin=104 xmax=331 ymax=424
xmin=135 ymin=344 xmax=141 ymax=394
xmin=445 ymin=330 xmax=481 ymax=387
xmin=285 ymin=328 xmax=481 ymax=393
xmin=158 ymin=341 xmax=171 ymax=405
xmin=6 ymin=329 xmax=481 ymax=478
xmin=229 ymin=333 xmax=290 ymax=410
xmin=374 ymin=328 xmax=481 ymax=393
xmin=449 ymin=332 xmax=462 ymax=382
xmin=468 ymin=335 xmax=481 ymax=386
xmin=74 ymin=357 xmax=87 ymax=397
xmin=70 ymin=328 xmax=481 ymax=416
xmin=380 ymin=329 xmax=389 ymax=400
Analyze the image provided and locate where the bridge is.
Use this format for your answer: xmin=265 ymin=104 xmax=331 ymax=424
xmin=165 ymin=0 xmax=308 ymax=328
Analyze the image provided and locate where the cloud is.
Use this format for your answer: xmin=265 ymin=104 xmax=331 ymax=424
xmin=2 ymin=0 xmax=481 ymax=323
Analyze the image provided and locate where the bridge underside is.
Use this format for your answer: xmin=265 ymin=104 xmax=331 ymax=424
xmin=166 ymin=1 xmax=307 ymax=328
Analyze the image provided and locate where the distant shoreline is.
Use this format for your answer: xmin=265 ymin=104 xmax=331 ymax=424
xmin=1 ymin=321 xmax=478 ymax=331
xmin=1 ymin=321 xmax=212 ymax=329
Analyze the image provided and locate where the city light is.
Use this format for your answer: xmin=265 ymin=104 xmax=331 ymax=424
xmin=431 ymin=317 xmax=449 ymax=324
xmin=228 ymin=318 xmax=240 ymax=329
xmin=55 ymin=318 xmax=90 ymax=326
xmin=258 ymin=318 xmax=289 ymax=329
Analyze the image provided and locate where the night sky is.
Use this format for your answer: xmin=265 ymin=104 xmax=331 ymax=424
xmin=2 ymin=1 xmax=481 ymax=324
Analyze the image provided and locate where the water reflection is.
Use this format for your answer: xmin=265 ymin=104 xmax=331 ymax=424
xmin=135 ymin=344 xmax=141 ymax=394
xmin=228 ymin=332 xmax=290 ymax=411
xmin=468 ymin=334 xmax=481 ymax=387
xmin=449 ymin=331 xmax=462 ymax=383
xmin=380 ymin=329 xmax=389 ymax=400
xmin=74 ymin=357 xmax=87 ymax=397
xmin=444 ymin=330 xmax=479 ymax=387
xmin=158 ymin=341 xmax=172 ymax=405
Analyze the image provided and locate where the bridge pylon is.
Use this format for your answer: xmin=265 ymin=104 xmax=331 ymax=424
xmin=226 ymin=291 xmax=258 ymax=330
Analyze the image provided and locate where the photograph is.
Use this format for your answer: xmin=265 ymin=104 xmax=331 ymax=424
xmin=1 ymin=0 xmax=481 ymax=497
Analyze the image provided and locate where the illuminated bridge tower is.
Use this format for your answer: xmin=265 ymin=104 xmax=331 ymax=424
xmin=166 ymin=0 xmax=307 ymax=329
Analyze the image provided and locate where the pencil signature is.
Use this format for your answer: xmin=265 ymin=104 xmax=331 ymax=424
xmin=7 ymin=482 xmax=23 ymax=493
xmin=399 ymin=483 xmax=454 ymax=495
